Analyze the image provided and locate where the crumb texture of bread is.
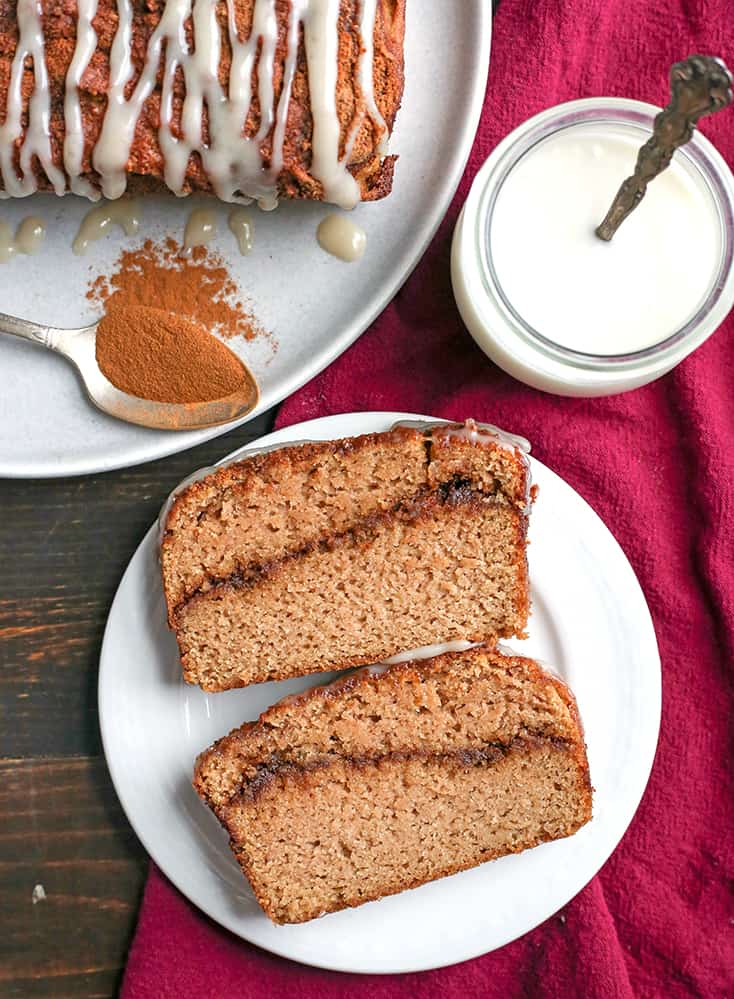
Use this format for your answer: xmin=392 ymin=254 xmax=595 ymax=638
xmin=161 ymin=428 xmax=430 ymax=611
xmin=162 ymin=424 xmax=532 ymax=690
xmin=194 ymin=647 xmax=592 ymax=923
xmin=176 ymin=493 xmax=529 ymax=689
xmin=0 ymin=0 xmax=405 ymax=200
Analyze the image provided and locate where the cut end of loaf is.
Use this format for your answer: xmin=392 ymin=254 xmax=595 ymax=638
xmin=194 ymin=646 xmax=592 ymax=923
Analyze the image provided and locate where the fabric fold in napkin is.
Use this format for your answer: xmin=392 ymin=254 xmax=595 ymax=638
xmin=122 ymin=1 xmax=734 ymax=995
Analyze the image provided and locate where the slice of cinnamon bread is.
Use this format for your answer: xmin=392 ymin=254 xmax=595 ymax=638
xmin=161 ymin=420 xmax=533 ymax=691
xmin=194 ymin=645 xmax=592 ymax=924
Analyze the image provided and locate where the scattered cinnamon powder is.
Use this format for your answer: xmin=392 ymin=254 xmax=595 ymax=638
xmin=96 ymin=304 xmax=256 ymax=404
xmin=87 ymin=237 xmax=264 ymax=341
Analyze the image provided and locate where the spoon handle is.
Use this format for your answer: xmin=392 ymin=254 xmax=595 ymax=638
xmin=0 ymin=312 xmax=64 ymax=351
xmin=596 ymin=55 xmax=733 ymax=241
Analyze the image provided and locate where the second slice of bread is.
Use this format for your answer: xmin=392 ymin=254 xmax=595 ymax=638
xmin=194 ymin=645 xmax=592 ymax=923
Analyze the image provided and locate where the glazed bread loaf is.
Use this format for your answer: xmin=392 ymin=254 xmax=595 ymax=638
xmin=160 ymin=420 xmax=533 ymax=690
xmin=194 ymin=645 xmax=593 ymax=923
xmin=0 ymin=0 xmax=405 ymax=205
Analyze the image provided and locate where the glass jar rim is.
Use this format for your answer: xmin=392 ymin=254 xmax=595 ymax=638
xmin=473 ymin=98 xmax=734 ymax=372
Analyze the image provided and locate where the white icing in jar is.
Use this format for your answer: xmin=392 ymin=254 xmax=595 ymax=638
xmin=452 ymin=99 xmax=734 ymax=397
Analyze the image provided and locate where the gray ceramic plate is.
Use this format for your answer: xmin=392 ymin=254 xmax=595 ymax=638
xmin=0 ymin=2 xmax=492 ymax=477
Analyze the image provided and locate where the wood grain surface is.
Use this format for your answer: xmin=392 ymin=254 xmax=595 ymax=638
xmin=0 ymin=412 xmax=275 ymax=998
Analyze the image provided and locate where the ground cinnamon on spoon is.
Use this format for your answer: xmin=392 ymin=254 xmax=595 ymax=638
xmin=96 ymin=305 xmax=254 ymax=404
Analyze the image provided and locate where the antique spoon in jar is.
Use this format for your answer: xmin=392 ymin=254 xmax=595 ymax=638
xmin=0 ymin=310 xmax=259 ymax=431
xmin=596 ymin=54 xmax=733 ymax=241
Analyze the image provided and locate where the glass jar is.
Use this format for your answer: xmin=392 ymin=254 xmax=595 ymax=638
xmin=451 ymin=98 xmax=734 ymax=396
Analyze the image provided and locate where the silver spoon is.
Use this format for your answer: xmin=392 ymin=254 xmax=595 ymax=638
xmin=0 ymin=311 xmax=260 ymax=431
xmin=596 ymin=55 xmax=733 ymax=241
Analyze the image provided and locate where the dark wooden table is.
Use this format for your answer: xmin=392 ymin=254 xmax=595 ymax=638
xmin=0 ymin=410 xmax=276 ymax=997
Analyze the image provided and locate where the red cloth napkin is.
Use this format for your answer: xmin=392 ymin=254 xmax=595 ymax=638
xmin=122 ymin=1 xmax=734 ymax=995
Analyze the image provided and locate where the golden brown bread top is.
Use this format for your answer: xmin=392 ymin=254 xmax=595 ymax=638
xmin=0 ymin=0 xmax=405 ymax=197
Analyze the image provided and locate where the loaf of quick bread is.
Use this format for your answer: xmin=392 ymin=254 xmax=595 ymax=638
xmin=0 ymin=0 xmax=405 ymax=205
xmin=194 ymin=645 xmax=593 ymax=924
xmin=160 ymin=420 xmax=534 ymax=690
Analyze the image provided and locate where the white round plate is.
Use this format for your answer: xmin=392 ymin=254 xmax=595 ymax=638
xmin=0 ymin=3 xmax=490 ymax=479
xmin=99 ymin=411 xmax=661 ymax=974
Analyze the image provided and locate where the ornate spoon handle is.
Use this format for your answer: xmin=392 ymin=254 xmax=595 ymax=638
xmin=596 ymin=55 xmax=733 ymax=242
xmin=0 ymin=311 xmax=64 ymax=350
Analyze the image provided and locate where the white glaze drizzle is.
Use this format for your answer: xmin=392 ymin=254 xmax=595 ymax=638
xmin=15 ymin=215 xmax=45 ymax=253
xmin=303 ymin=0 xmax=361 ymax=209
xmin=381 ymin=641 xmax=481 ymax=665
xmin=158 ymin=0 xmax=210 ymax=199
xmin=182 ymin=207 xmax=218 ymax=255
xmin=0 ymin=215 xmax=46 ymax=261
xmin=392 ymin=418 xmax=532 ymax=457
xmin=228 ymin=207 xmax=254 ymax=254
xmin=93 ymin=0 xmax=184 ymax=200
xmin=0 ymin=221 xmax=16 ymax=262
xmin=317 ymin=213 xmax=366 ymax=261
xmin=63 ymin=0 xmax=100 ymax=198
xmin=354 ymin=0 xmax=388 ymax=155
xmin=72 ymin=199 xmax=141 ymax=255
xmin=1 ymin=0 xmax=386 ymax=204
xmin=0 ymin=0 xmax=66 ymax=197
xmin=495 ymin=640 xmax=521 ymax=658
xmin=267 ymin=0 xmax=303 ymax=205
